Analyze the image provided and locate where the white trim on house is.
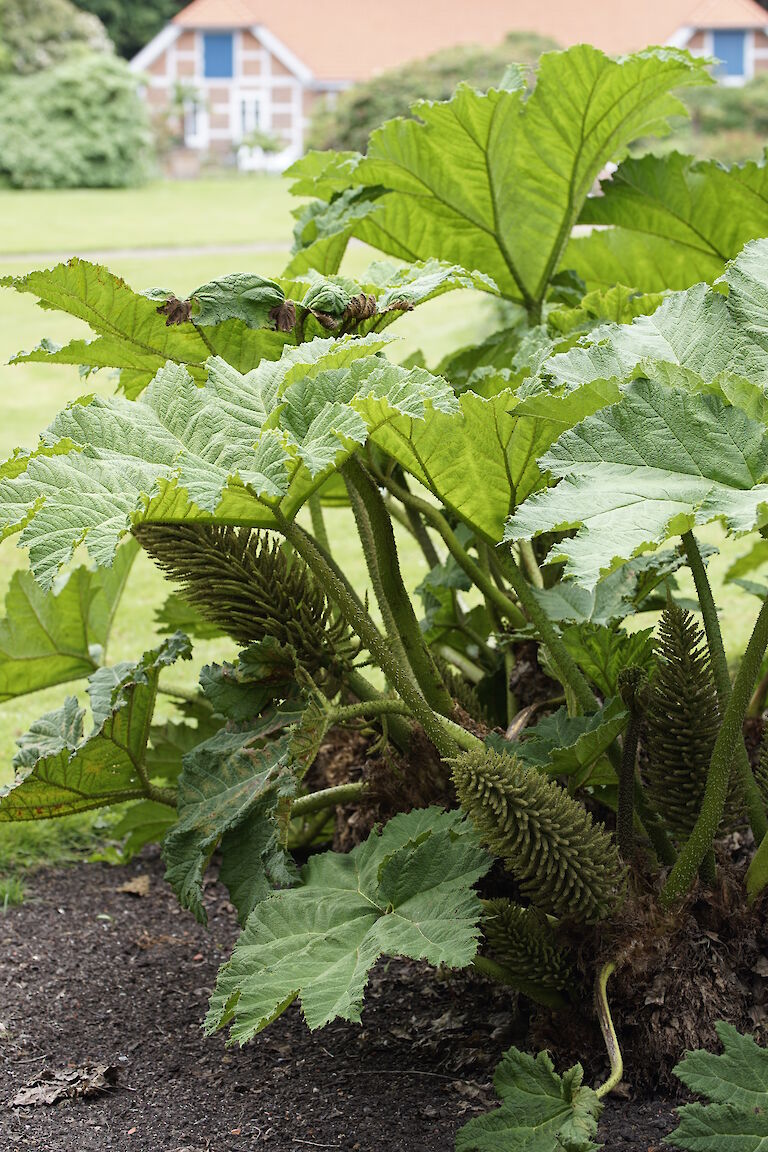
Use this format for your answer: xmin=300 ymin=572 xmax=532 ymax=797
xmin=130 ymin=24 xmax=181 ymax=72
xmin=666 ymin=25 xmax=694 ymax=48
xmin=252 ymin=25 xmax=314 ymax=84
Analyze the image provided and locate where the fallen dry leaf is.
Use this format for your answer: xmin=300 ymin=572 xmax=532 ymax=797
xmin=117 ymin=875 xmax=150 ymax=898
xmin=11 ymin=1063 xmax=119 ymax=1107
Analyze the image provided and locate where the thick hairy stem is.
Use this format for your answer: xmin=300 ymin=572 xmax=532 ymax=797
xmin=343 ymin=666 xmax=412 ymax=752
xmin=661 ymin=594 xmax=768 ymax=908
xmin=682 ymin=532 xmax=768 ymax=843
xmin=290 ymin=781 xmax=366 ymax=818
xmin=617 ymin=720 xmax=638 ymax=862
xmin=376 ymin=471 xmax=526 ymax=628
xmin=275 ymin=513 xmax=467 ymax=760
xmin=344 ymin=467 xmax=415 ymax=687
xmin=594 ymin=961 xmax=623 ymax=1099
xmin=330 ymin=699 xmax=412 ymax=724
xmin=307 ymin=493 xmax=331 ymax=554
xmin=343 ymin=457 xmax=454 ymax=716
xmin=497 ymin=549 xmax=596 ymax=717
xmin=518 ymin=540 xmax=545 ymax=589
xmin=146 ymin=783 xmax=177 ymax=808
xmin=471 ymin=954 xmax=567 ymax=1010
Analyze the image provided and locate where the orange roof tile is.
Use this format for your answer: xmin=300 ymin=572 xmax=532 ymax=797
xmin=172 ymin=0 xmax=768 ymax=82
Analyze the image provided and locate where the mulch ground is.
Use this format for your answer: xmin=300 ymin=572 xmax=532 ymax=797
xmin=2 ymin=847 xmax=680 ymax=1151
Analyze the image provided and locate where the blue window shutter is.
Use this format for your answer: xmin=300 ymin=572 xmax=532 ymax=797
xmin=713 ymin=29 xmax=746 ymax=77
xmin=203 ymin=32 xmax=234 ymax=79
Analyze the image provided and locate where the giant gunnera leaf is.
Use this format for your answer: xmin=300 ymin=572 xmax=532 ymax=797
xmin=1 ymin=258 xmax=491 ymax=399
xmin=0 ymin=536 xmax=136 ymax=701
xmin=507 ymin=379 xmax=768 ymax=589
xmin=0 ymin=336 xmax=456 ymax=588
xmin=2 ymin=633 xmax=191 ymax=820
xmin=286 ymin=45 xmax=709 ymax=313
xmin=163 ymin=700 xmax=304 ymax=925
xmin=205 ymin=807 xmax=491 ymax=1043
xmin=567 ymin=151 xmax=768 ymax=294
xmin=455 ymin=1047 xmax=602 ymax=1152
xmin=544 ymin=238 xmax=768 ymax=394
xmin=668 ymin=1022 xmax=768 ymax=1151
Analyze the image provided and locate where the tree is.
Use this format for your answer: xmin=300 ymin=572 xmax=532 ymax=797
xmin=73 ymin=0 xmax=186 ymax=60
xmin=0 ymin=0 xmax=110 ymax=75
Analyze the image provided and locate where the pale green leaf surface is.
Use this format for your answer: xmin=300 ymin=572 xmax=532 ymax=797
xmin=546 ymin=239 xmax=768 ymax=392
xmin=532 ymin=548 xmax=687 ymax=626
xmin=507 ymin=380 xmax=768 ymax=588
xmin=455 ymin=1047 xmax=601 ymax=1152
xmin=369 ymin=378 xmax=618 ymax=539
xmin=205 ymin=807 xmax=491 ymax=1042
xmin=0 ymin=336 xmax=455 ymax=587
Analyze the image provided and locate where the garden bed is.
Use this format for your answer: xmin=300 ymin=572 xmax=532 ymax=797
xmin=2 ymin=849 xmax=679 ymax=1151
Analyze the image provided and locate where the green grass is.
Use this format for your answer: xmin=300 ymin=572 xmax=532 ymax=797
xmin=0 ymin=174 xmax=295 ymax=255
xmin=0 ymin=874 xmax=25 ymax=910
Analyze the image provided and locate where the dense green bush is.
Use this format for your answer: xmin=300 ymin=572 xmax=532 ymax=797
xmin=307 ymin=33 xmax=557 ymax=153
xmin=0 ymin=0 xmax=110 ymax=75
xmin=0 ymin=52 xmax=153 ymax=188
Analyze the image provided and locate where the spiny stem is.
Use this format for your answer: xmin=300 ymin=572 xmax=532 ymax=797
xmin=274 ymin=512 xmax=468 ymax=759
xmin=375 ymin=470 xmax=526 ymax=628
xmin=307 ymin=493 xmax=331 ymax=554
xmin=343 ymin=457 xmax=454 ymax=716
xmin=290 ymin=781 xmax=365 ymax=819
xmin=661 ymin=593 xmax=768 ymax=908
xmin=594 ymin=960 xmax=623 ymax=1099
xmin=145 ymin=783 xmax=177 ymax=807
xmin=518 ymin=540 xmax=545 ymax=589
xmin=682 ymin=531 xmax=768 ymax=843
xmin=330 ymin=699 xmax=411 ymax=724
xmin=496 ymin=548 xmax=596 ymax=717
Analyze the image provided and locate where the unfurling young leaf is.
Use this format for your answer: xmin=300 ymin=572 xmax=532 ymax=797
xmin=205 ymin=808 xmax=491 ymax=1043
xmin=455 ymin=1046 xmax=602 ymax=1152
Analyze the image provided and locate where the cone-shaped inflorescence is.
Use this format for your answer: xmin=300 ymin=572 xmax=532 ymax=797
xmin=481 ymin=898 xmax=573 ymax=992
xmin=645 ymin=601 xmax=724 ymax=841
xmin=134 ymin=523 xmax=357 ymax=674
xmin=452 ymin=748 xmax=625 ymax=923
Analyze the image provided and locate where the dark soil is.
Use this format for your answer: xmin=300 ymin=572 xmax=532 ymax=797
xmin=2 ymin=848 xmax=684 ymax=1151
